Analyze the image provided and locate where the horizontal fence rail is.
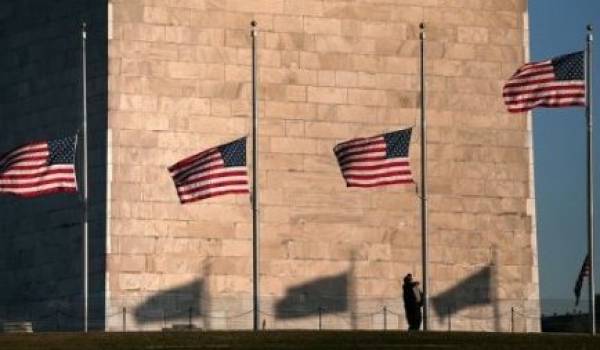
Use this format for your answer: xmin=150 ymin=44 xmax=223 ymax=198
xmin=0 ymin=295 xmax=561 ymax=333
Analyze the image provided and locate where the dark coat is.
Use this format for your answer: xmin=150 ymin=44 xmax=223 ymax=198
xmin=403 ymin=281 xmax=423 ymax=309
xmin=402 ymin=280 xmax=423 ymax=330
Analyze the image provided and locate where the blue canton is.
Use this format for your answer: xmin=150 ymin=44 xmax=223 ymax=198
xmin=384 ymin=128 xmax=412 ymax=159
xmin=553 ymin=51 xmax=584 ymax=81
xmin=48 ymin=136 xmax=76 ymax=165
xmin=219 ymin=137 xmax=246 ymax=167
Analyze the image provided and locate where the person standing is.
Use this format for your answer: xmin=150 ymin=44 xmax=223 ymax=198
xmin=403 ymin=273 xmax=423 ymax=330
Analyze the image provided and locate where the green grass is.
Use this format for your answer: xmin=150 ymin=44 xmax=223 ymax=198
xmin=1 ymin=330 xmax=599 ymax=350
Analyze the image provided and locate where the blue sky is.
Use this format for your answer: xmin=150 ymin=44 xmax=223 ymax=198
xmin=528 ymin=0 xmax=600 ymax=313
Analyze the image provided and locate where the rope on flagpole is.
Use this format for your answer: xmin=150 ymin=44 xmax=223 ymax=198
xmin=585 ymin=24 xmax=595 ymax=335
xmin=250 ymin=20 xmax=261 ymax=332
xmin=81 ymin=20 xmax=89 ymax=334
xmin=419 ymin=21 xmax=429 ymax=332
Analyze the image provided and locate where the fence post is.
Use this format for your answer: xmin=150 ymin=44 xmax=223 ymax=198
xmin=511 ymin=307 xmax=514 ymax=333
xmin=448 ymin=306 xmax=451 ymax=331
xmin=318 ymin=306 xmax=323 ymax=330
xmin=188 ymin=307 xmax=193 ymax=329
xmin=163 ymin=309 xmax=166 ymax=329
xmin=383 ymin=306 xmax=387 ymax=331
xmin=56 ymin=310 xmax=60 ymax=331
xmin=123 ymin=307 xmax=126 ymax=332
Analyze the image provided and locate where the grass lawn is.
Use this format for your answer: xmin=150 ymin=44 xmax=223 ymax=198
xmin=1 ymin=330 xmax=599 ymax=350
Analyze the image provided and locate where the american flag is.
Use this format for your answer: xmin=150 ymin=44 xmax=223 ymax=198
xmin=0 ymin=136 xmax=78 ymax=197
xmin=574 ymin=254 xmax=590 ymax=306
xmin=333 ymin=128 xmax=413 ymax=188
xmin=168 ymin=137 xmax=249 ymax=204
xmin=503 ymin=51 xmax=585 ymax=113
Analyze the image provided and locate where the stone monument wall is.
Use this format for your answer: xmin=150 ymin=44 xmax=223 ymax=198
xmin=0 ymin=0 xmax=108 ymax=331
xmin=105 ymin=0 xmax=538 ymax=331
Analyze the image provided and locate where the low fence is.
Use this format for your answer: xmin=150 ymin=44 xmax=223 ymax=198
xmin=0 ymin=295 xmax=546 ymax=332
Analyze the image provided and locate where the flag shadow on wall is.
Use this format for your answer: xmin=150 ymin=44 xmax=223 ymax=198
xmin=134 ymin=279 xmax=203 ymax=324
xmin=431 ymin=265 xmax=492 ymax=321
xmin=275 ymin=272 xmax=348 ymax=319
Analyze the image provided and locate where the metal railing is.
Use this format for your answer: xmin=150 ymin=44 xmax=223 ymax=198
xmin=0 ymin=295 xmax=550 ymax=333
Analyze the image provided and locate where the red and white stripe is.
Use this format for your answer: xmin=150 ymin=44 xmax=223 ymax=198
xmin=168 ymin=148 xmax=248 ymax=204
xmin=334 ymin=135 xmax=412 ymax=188
xmin=0 ymin=141 xmax=77 ymax=197
xmin=503 ymin=60 xmax=585 ymax=113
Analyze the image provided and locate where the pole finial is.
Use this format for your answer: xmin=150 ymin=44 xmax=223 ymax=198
xmin=82 ymin=21 xmax=87 ymax=30
xmin=420 ymin=22 xmax=425 ymax=30
xmin=588 ymin=24 xmax=593 ymax=32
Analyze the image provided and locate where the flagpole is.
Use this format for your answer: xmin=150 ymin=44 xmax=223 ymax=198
xmin=585 ymin=24 xmax=595 ymax=335
xmin=250 ymin=20 xmax=260 ymax=332
xmin=81 ymin=21 xmax=89 ymax=333
xmin=419 ymin=22 xmax=429 ymax=331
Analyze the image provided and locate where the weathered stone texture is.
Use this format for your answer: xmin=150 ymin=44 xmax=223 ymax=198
xmin=106 ymin=0 xmax=538 ymax=331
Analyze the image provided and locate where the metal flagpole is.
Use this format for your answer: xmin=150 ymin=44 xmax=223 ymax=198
xmin=419 ymin=22 xmax=429 ymax=331
xmin=585 ymin=24 xmax=595 ymax=335
xmin=250 ymin=20 xmax=260 ymax=332
xmin=81 ymin=21 xmax=89 ymax=333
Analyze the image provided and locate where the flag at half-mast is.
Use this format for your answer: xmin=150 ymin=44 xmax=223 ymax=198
xmin=574 ymin=254 xmax=591 ymax=306
xmin=168 ymin=137 xmax=249 ymax=204
xmin=333 ymin=128 xmax=413 ymax=188
xmin=0 ymin=136 xmax=78 ymax=197
xmin=503 ymin=51 xmax=585 ymax=113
